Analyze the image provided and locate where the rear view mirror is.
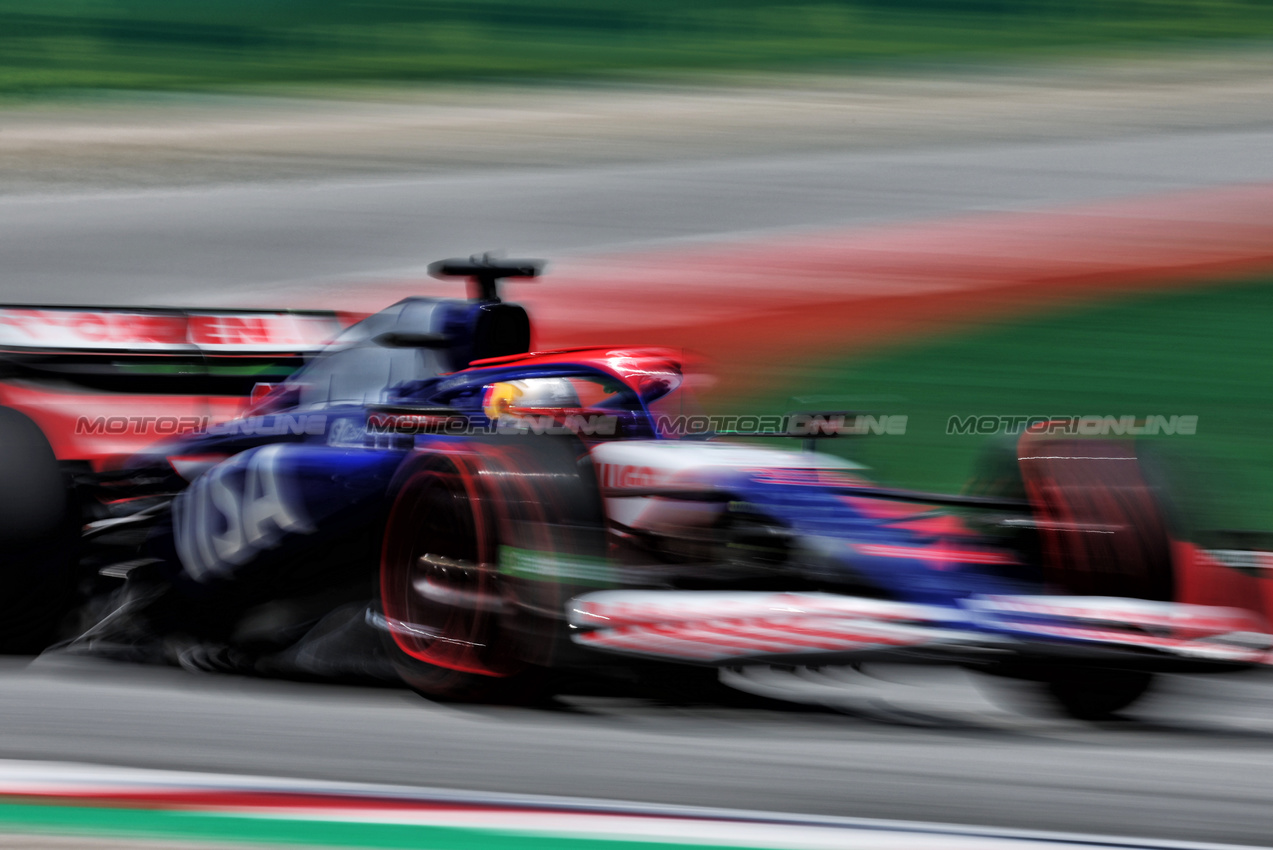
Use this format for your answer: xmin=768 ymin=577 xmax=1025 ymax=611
xmin=250 ymin=383 xmax=278 ymax=405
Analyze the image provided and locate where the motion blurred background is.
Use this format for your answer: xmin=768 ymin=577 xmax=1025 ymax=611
xmin=3 ymin=2 xmax=1273 ymax=847
xmin=4 ymin=0 xmax=1273 ymax=90
xmin=7 ymin=0 xmax=1272 ymax=528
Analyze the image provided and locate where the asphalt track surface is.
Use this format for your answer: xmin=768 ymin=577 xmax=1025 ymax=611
xmin=3 ymin=125 xmax=1273 ymax=306
xmin=4 ymin=656 xmax=1273 ymax=847
xmin=4 ymin=120 xmax=1273 ymax=846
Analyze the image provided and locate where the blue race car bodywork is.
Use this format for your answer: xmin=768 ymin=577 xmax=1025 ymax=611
xmin=57 ymin=257 xmax=1271 ymax=715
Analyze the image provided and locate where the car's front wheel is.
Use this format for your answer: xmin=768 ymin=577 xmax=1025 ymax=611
xmin=967 ymin=431 xmax=1175 ymax=720
xmin=379 ymin=449 xmax=540 ymax=702
xmin=1043 ymin=667 xmax=1154 ymax=721
xmin=377 ymin=437 xmax=605 ymax=703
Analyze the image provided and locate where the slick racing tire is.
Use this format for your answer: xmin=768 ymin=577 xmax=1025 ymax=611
xmin=378 ymin=436 xmax=605 ymax=704
xmin=968 ymin=429 xmax=1173 ymax=719
xmin=0 ymin=407 xmax=79 ymax=653
xmin=1012 ymin=431 xmax=1175 ymax=601
xmin=1042 ymin=667 xmax=1155 ymax=721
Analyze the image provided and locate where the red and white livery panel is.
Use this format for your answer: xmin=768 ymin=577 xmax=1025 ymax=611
xmin=0 ymin=306 xmax=343 ymax=354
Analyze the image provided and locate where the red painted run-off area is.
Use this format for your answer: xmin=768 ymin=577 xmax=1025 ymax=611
xmin=472 ymin=182 xmax=1273 ymax=397
xmin=311 ymin=181 xmax=1273 ymax=399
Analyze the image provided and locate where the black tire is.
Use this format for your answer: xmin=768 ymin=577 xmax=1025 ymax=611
xmin=378 ymin=436 xmax=604 ymax=704
xmin=0 ymin=407 xmax=79 ymax=653
xmin=969 ymin=432 xmax=1175 ymax=599
xmin=967 ymin=430 xmax=1173 ymax=719
xmin=1043 ymin=667 xmax=1154 ymax=721
xmin=1019 ymin=435 xmax=1174 ymax=601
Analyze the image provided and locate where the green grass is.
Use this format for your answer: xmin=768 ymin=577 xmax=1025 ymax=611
xmin=732 ymin=279 xmax=1273 ymax=533
xmin=3 ymin=0 xmax=1273 ymax=94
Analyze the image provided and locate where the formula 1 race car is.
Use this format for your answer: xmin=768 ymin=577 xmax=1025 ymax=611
xmin=2 ymin=257 xmax=1271 ymax=719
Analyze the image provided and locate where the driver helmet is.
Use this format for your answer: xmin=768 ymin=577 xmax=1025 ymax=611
xmin=482 ymin=378 xmax=581 ymax=421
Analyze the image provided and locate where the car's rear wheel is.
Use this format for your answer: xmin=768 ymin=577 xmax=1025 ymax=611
xmin=0 ymin=406 xmax=79 ymax=653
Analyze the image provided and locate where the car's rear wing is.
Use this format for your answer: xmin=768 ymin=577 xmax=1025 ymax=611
xmin=0 ymin=306 xmax=343 ymax=355
xmin=0 ymin=305 xmax=348 ymax=395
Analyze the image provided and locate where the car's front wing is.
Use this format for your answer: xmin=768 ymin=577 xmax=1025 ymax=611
xmin=567 ymin=591 xmax=1273 ymax=670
